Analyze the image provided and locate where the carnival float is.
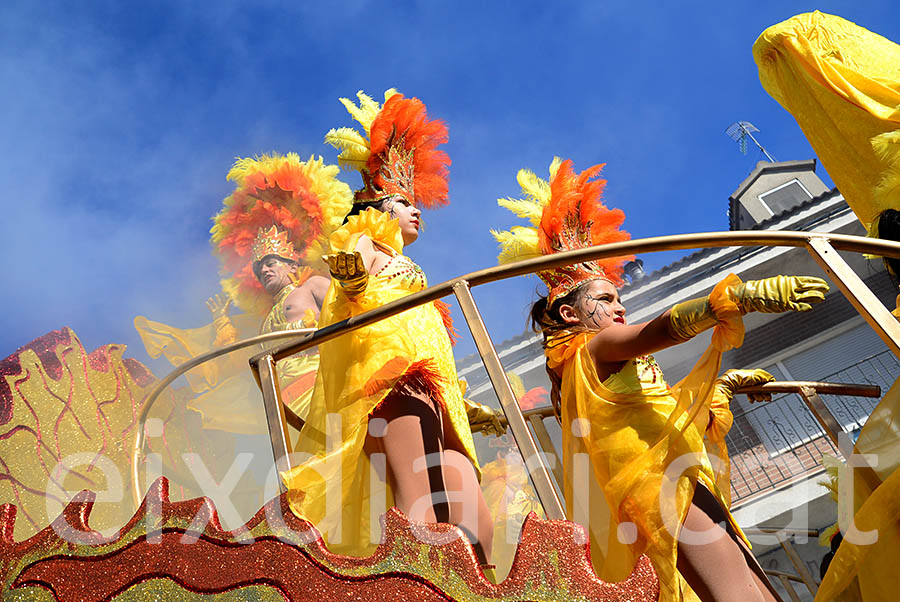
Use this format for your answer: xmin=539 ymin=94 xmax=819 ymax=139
xmin=3 ymin=11 xmax=900 ymax=602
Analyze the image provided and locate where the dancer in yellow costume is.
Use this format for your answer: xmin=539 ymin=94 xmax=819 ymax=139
xmin=492 ymin=157 xmax=829 ymax=601
xmin=138 ymin=153 xmax=351 ymax=432
xmin=755 ymin=14 xmax=900 ymax=601
xmin=283 ymin=90 xmax=497 ymax=565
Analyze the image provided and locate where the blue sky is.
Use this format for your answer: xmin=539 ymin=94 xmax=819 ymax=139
xmin=1 ymin=1 xmax=897 ymax=372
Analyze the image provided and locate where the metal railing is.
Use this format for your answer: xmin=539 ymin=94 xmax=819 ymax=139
xmin=131 ymin=230 xmax=900 ymax=520
xmin=728 ymin=352 xmax=900 ymax=503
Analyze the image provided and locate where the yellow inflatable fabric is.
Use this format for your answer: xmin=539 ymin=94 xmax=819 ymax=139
xmin=546 ymin=275 xmax=748 ymax=602
xmin=753 ymin=11 xmax=900 ymax=231
xmin=813 ymin=298 xmax=900 ymax=602
xmin=281 ymin=208 xmax=479 ymax=557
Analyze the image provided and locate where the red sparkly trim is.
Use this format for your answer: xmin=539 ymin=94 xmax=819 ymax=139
xmin=1 ymin=477 xmax=661 ymax=601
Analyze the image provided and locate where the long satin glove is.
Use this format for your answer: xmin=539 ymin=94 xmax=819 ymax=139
xmin=708 ymin=368 xmax=775 ymax=439
xmin=669 ymin=275 xmax=829 ymax=341
xmin=463 ymin=398 xmax=507 ymax=437
xmin=323 ymin=251 xmax=368 ymax=297
xmin=732 ymin=275 xmax=829 ymax=314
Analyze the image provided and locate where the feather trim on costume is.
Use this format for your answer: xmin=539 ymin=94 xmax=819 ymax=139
xmin=433 ymin=299 xmax=459 ymax=346
xmin=366 ymin=358 xmax=447 ymax=414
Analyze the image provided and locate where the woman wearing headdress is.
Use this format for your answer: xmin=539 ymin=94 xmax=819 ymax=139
xmin=492 ymin=157 xmax=829 ymax=601
xmin=282 ymin=90 xmax=498 ymax=565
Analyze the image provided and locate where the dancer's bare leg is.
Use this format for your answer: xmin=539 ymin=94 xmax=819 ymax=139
xmin=442 ymin=448 xmax=493 ymax=564
xmin=370 ymin=393 xmax=447 ymax=523
xmin=677 ymin=485 xmax=780 ymax=602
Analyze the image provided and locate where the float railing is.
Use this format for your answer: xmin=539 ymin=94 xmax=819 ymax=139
xmin=132 ymin=230 xmax=900 ymax=518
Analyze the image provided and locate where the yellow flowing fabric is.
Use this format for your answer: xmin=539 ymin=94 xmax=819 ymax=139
xmin=547 ymin=275 xmax=747 ymax=602
xmin=814 ymin=299 xmax=900 ymax=602
xmin=480 ymin=450 xmax=544 ymax=580
xmin=135 ymin=292 xmax=319 ymax=433
xmin=281 ymin=208 xmax=479 ymax=557
xmin=134 ymin=313 xmax=270 ymax=433
xmin=754 ymin=14 xmax=900 ymax=598
xmin=258 ymin=283 xmax=320 ymax=422
xmin=753 ymin=11 xmax=900 ymax=231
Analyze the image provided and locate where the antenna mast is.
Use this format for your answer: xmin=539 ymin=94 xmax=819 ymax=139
xmin=725 ymin=121 xmax=776 ymax=162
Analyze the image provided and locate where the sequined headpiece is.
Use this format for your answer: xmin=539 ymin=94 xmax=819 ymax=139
xmin=492 ymin=158 xmax=631 ymax=304
xmin=210 ymin=153 xmax=352 ymax=315
xmin=325 ymin=89 xmax=450 ymax=209
xmin=250 ymin=226 xmax=300 ymax=264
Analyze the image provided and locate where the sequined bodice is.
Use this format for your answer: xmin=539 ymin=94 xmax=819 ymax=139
xmin=603 ymin=354 xmax=670 ymax=396
xmin=374 ymin=254 xmax=427 ymax=291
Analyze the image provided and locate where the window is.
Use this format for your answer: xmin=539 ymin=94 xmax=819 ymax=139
xmin=757 ymin=179 xmax=814 ymax=216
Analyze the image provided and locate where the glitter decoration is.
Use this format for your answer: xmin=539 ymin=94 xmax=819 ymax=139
xmin=0 ymin=327 xmax=238 ymax=543
xmin=1 ymin=477 xmax=659 ymax=601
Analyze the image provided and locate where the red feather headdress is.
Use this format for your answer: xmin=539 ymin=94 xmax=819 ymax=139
xmin=325 ymin=90 xmax=450 ymax=209
xmin=493 ymin=158 xmax=632 ymax=304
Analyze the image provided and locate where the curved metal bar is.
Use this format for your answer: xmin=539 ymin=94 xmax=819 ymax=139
xmin=130 ymin=328 xmax=315 ymax=506
xmin=255 ymin=231 xmax=900 ymax=363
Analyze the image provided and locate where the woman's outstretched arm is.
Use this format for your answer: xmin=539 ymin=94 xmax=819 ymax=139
xmin=586 ymin=275 xmax=829 ymax=371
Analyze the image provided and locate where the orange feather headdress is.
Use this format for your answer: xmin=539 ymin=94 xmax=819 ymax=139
xmin=210 ymin=153 xmax=352 ymax=315
xmin=492 ymin=158 xmax=632 ymax=304
xmin=325 ymin=89 xmax=450 ymax=209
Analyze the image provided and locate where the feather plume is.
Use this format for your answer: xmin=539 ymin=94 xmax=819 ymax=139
xmin=329 ymin=88 xmax=449 ymax=210
xmin=339 ymin=92 xmax=378 ymax=134
xmin=516 ymin=168 xmax=552 ymax=204
xmin=497 ymin=197 xmax=543 ymax=225
xmin=211 ymin=153 xmax=351 ymax=314
xmin=324 ymin=127 xmax=370 ymax=171
xmin=324 ymin=127 xmax=369 ymax=155
xmin=491 ymin=227 xmax=541 ymax=265
xmin=366 ymin=93 xmax=450 ymax=209
xmin=494 ymin=158 xmax=631 ymax=296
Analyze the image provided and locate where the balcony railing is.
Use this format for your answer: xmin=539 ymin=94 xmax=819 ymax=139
xmin=728 ymin=349 xmax=900 ymax=504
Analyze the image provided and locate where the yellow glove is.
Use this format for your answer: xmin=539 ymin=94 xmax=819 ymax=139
xmin=206 ymin=294 xmax=237 ymax=346
xmin=708 ymin=368 xmax=775 ymax=439
xmin=323 ymin=251 xmax=368 ymax=297
xmin=713 ymin=368 xmax=775 ymax=403
xmin=732 ymin=275 xmax=828 ymax=314
xmin=463 ymin=398 xmax=507 ymax=437
xmin=669 ymin=275 xmax=829 ymax=341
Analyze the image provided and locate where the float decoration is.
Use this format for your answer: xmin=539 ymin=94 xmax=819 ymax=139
xmin=1 ymin=477 xmax=659 ymax=601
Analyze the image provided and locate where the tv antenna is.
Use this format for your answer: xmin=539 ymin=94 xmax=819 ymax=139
xmin=725 ymin=121 xmax=776 ymax=162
